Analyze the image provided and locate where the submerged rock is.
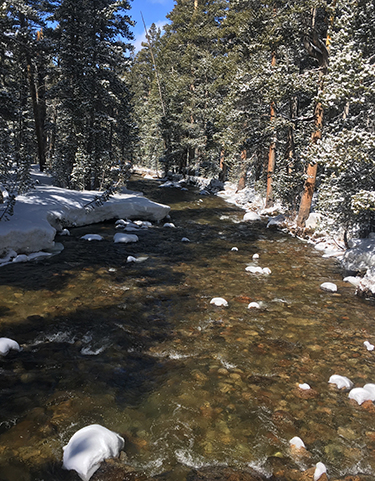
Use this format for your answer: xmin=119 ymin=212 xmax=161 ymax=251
xmin=187 ymin=466 xmax=267 ymax=481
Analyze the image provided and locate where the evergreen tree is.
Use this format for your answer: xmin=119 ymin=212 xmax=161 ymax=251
xmin=52 ymin=0 xmax=134 ymax=189
xmin=314 ymin=0 xmax=375 ymax=236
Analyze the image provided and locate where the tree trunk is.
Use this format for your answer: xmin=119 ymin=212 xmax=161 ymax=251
xmin=219 ymin=149 xmax=227 ymax=182
xmin=296 ymin=100 xmax=323 ymax=227
xmin=296 ymin=3 xmax=336 ymax=227
xmin=265 ymin=52 xmax=277 ymax=208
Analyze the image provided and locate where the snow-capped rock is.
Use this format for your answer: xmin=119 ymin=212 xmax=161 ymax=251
xmin=247 ymin=302 xmax=261 ymax=309
xmin=81 ymin=234 xmax=103 ymax=241
xmin=343 ymin=276 xmax=362 ymax=287
xmin=62 ymin=424 xmax=124 ymax=481
xmin=245 ymin=266 xmax=264 ymax=274
xmin=0 ymin=337 xmax=20 ymax=356
xmin=231 ymin=247 xmax=238 ymax=251
xmin=245 ymin=266 xmax=271 ymax=275
xmin=328 ymin=374 xmax=353 ymax=390
xmin=210 ymin=297 xmax=228 ymax=307
xmin=163 ymin=222 xmax=176 ymax=228
xmin=299 ymin=383 xmax=311 ymax=390
xmin=289 ymin=436 xmax=306 ymax=449
xmin=364 ymin=341 xmax=374 ymax=351
xmin=113 ymin=233 xmax=138 ymax=244
xmin=314 ymin=462 xmax=327 ymax=481
xmin=252 ymin=253 xmax=259 ymax=259
xmin=181 ymin=237 xmax=190 ymax=242
xmin=348 ymin=386 xmax=375 ymax=405
xmin=243 ymin=212 xmax=261 ymax=222
xmin=320 ymin=282 xmax=337 ymax=292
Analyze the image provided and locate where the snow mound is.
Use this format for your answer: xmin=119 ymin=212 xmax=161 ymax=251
xmin=62 ymin=424 xmax=124 ymax=481
xmin=210 ymin=297 xmax=228 ymax=307
xmin=81 ymin=234 xmax=103 ymax=241
xmin=0 ymin=337 xmax=20 ymax=356
xmin=289 ymin=436 xmax=305 ymax=449
xmin=314 ymin=462 xmax=327 ymax=481
xmin=243 ymin=212 xmax=261 ymax=222
xmin=248 ymin=302 xmax=261 ymax=309
xmin=328 ymin=375 xmax=353 ymax=390
xmin=348 ymin=385 xmax=375 ymax=405
xmin=245 ymin=266 xmax=271 ymax=275
xmin=320 ymin=282 xmax=337 ymax=292
xmin=299 ymin=383 xmax=311 ymax=390
xmin=113 ymin=233 xmax=139 ymax=244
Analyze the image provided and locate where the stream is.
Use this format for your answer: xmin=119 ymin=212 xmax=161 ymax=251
xmin=1 ymin=176 xmax=375 ymax=481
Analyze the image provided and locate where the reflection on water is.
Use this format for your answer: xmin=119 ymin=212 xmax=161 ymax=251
xmin=0 ymin=177 xmax=375 ymax=480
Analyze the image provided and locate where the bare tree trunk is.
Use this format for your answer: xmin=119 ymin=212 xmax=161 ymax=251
xmin=296 ymin=4 xmax=334 ymax=227
xmin=296 ymin=96 xmax=323 ymax=227
xmin=265 ymin=52 xmax=277 ymax=208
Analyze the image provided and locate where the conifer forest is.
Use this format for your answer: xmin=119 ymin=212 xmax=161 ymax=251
xmin=1 ymin=0 xmax=375 ymax=235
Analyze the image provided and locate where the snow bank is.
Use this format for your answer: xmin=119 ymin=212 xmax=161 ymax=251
xmin=0 ymin=181 xmax=170 ymax=259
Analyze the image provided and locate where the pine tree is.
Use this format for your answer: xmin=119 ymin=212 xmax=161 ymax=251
xmin=52 ymin=0 xmax=134 ymax=190
xmin=314 ymin=0 xmax=375 ymax=236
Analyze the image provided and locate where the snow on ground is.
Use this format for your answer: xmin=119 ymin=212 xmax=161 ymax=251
xmin=0 ymin=166 xmax=170 ymax=264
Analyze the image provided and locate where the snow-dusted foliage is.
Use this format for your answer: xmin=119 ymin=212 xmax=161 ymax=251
xmin=314 ymin=0 xmax=375 ymax=235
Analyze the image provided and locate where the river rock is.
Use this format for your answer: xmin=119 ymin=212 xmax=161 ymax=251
xmin=187 ymin=466 xmax=268 ymax=481
xmin=62 ymin=424 xmax=124 ymax=481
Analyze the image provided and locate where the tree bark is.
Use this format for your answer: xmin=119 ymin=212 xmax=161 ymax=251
xmin=296 ymin=98 xmax=323 ymax=227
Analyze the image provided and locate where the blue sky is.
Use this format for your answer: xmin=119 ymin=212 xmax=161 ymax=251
xmin=129 ymin=0 xmax=175 ymax=51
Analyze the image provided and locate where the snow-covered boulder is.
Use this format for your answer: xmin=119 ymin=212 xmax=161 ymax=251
xmin=348 ymin=386 xmax=375 ymax=405
xmin=210 ymin=297 xmax=228 ymax=307
xmin=62 ymin=424 xmax=124 ymax=481
xmin=243 ymin=212 xmax=261 ymax=222
xmin=81 ymin=234 xmax=103 ymax=241
xmin=364 ymin=341 xmax=375 ymax=351
xmin=248 ymin=302 xmax=261 ymax=309
xmin=113 ymin=233 xmax=139 ymax=244
xmin=0 ymin=337 xmax=20 ymax=356
xmin=320 ymin=282 xmax=337 ymax=292
xmin=289 ymin=436 xmax=305 ymax=449
xmin=314 ymin=462 xmax=327 ymax=481
xmin=245 ymin=266 xmax=271 ymax=275
xmin=299 ymin=383 xmax=311 ymax=390
xmin=328 ymin=374 xmax=353 ymax=390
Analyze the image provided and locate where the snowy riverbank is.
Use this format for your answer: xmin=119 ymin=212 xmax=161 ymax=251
xmin=0 ymin=167 xmax=170 ymax=266
xmin=137 ymin=167 xmax=375 ymax=298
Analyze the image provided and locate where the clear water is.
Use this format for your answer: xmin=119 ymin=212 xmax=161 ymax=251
xmin=0 ymin=177 xmax=375 ymax=480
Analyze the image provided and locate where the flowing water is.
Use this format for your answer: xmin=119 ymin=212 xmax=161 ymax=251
xmin=1 ymin=176 xmax=375 ymax=481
